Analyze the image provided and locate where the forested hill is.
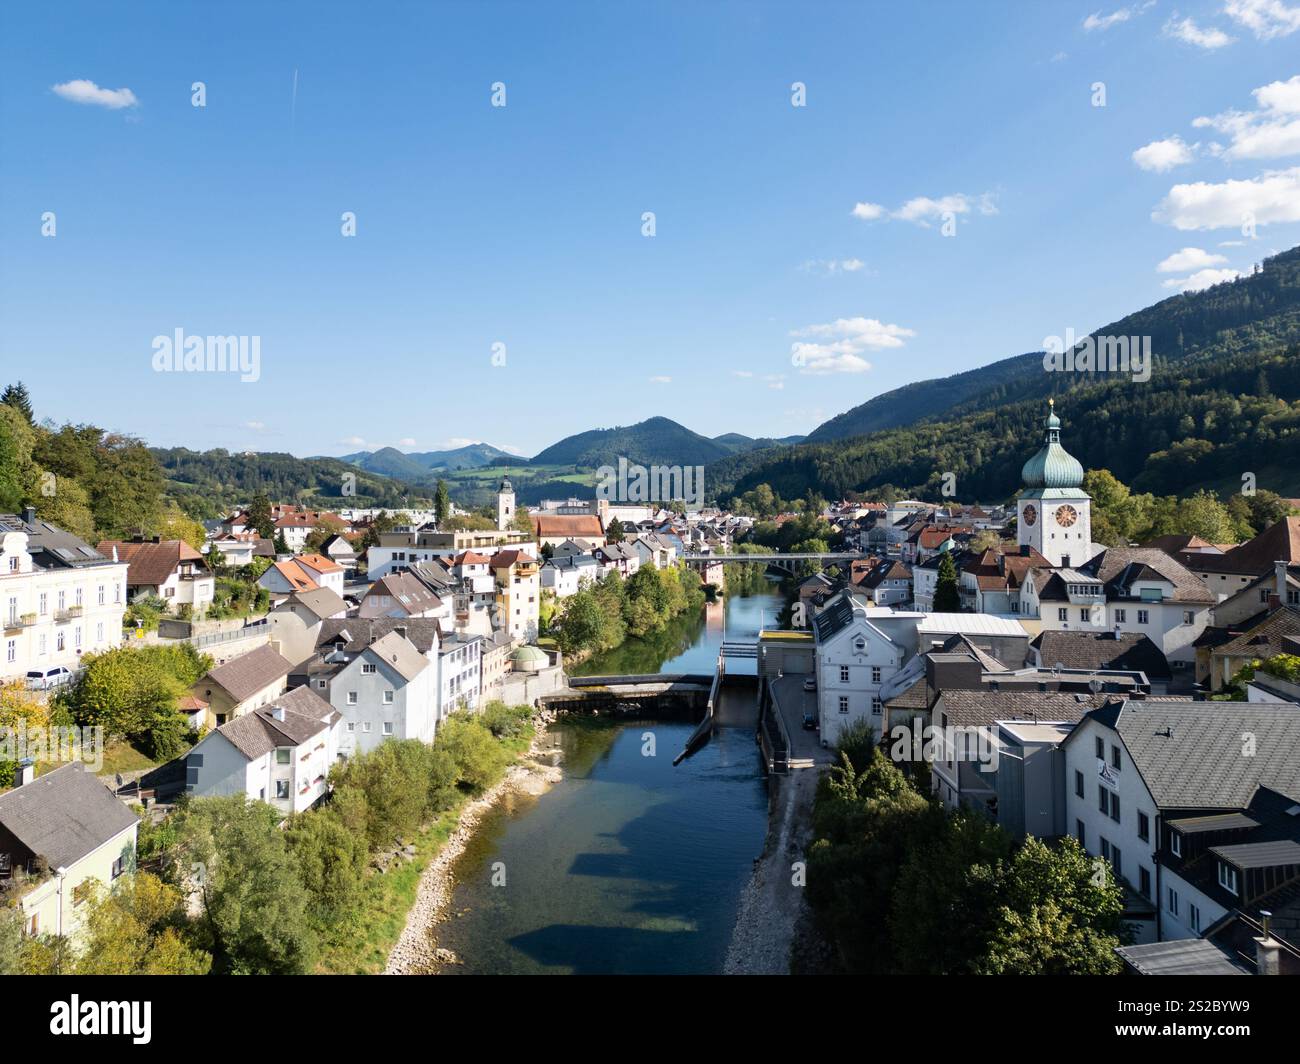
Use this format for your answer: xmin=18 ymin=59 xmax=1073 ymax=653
xmin=708 ymin=246 xmax=1300 ymax=505
xmin=152 ymin=447 xmax=428 ymax=518
xmin=530 ymin=416 xmax=735 ymax=467
xmin=805 ymin=245 xmax=1300 ymax=443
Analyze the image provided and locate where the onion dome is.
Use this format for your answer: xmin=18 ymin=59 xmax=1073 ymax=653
xmin=1021 ymin=399 xmax=1084 ymax=489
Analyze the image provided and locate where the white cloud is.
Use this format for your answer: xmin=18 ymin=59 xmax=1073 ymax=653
xmin=51 ymin=79 xmax=139 ymax=109
xmin=1153 ymin=166 xmax=1300 ymax=228
xmin=1156 ymin=247 xmax=1228 ymax=272
xmin=649 ymin=375 xmax=672 ymax=384
xmin=245 ymin=421 xmax=265 ymax=431
xmin=1193 ymin=75 xmax=1300 ymax=161
xmin=1083 ymin=6 xmax=1139 ymax=30
xmin=893 ymin=192 xmax=998 ymax=224
xmin=732 ymin=370 xmax=753 ymax=378
xmin=339 ymin=435 xmax=366 ymax=446
xmin=397 ymin=437 xmax=417 ymax=447
xmin=1224 ymin=0 xmax=1300 ymax=39
xmin=1161 ymin=267 xmax=1245 ymax=290
xmin=789 ymin=317 xmax=915 ymax=375
xmin=1133 ymin=135 xmax=1196 ymax=171
xmin=854 ymin=191 xmax=997 ymax=228
xmin=799 ymin=257 xmax=867 ymax=275
xmin=1162 ymin=16 xmax=1235 ymax=47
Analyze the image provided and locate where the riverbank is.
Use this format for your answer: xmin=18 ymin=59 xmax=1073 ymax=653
xmin=385 ymin=711 xmax=563 ymax=975
xmin=724 ymin=766 xmax=835 ymax=974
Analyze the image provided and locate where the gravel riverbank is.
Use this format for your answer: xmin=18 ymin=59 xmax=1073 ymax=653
xmin=385 ymin=713 xmax=563 ymax=975
xmin=724 ymin=766 xmax=826 ymax=975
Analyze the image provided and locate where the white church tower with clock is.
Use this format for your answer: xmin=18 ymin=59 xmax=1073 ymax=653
xmin=1017 ymin=399 xmax=1092 ymax=569
xmin=496 ymin=476 xmax=516 ymax=531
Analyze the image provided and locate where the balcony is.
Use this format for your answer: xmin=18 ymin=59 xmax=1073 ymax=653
xmin=3 ymin=614 xmax=37 ymax=632
xmin=54 ymin=606 xmax=83 ymax=623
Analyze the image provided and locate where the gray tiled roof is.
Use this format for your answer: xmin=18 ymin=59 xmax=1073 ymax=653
xmin=287 ymin=586 xmax=347 ymax=621
xmin=201 ymin=644 xmax=293 ymax=703
xmin=0 ymin=763 xmax=137 ymax=868
xmin=1088 ymin=546 xmax=1217 ymax=605
xmin=363 ymin=631 xmax=429 ymax=682
xmin=1080 ymin=699 xmax=1300 ymax=809
xmin=1031 ymin=630 xmax=1172 ymax=680
xmin=812 ymin=594 xmax=857 ymax=642
xmin=212 ymin=685 xmax=337 ymax=760
xmin=317 ymin=617 xmax=440 ymax=655
xmin=1115 ymin=939 xmax=1249 ymax=976
xmin=934 ymin=689 xmax=1107 ymax=728
xmin=0 ymin=513 xmax=115 ymax=571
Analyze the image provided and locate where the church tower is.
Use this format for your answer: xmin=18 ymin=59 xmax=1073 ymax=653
xmin=1018 ymin=400 xmax=1091 ymax=568
xmin=496 ymin=476 xmax=516 ymax=531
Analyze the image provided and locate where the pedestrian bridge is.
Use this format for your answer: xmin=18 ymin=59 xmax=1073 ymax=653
xmin=682 ymin=551 xmax=869 ymax=575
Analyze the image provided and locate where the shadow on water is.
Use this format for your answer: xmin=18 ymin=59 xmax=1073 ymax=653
xmin=436 ymin=717 xmax=768 ymax=975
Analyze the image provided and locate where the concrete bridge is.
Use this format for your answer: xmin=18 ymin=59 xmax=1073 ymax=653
xmin=682 ymin=551 xmax=870 ymax=575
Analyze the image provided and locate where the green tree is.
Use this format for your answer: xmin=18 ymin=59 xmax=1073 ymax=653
xmin=1170 ymin=489 xmax=1237 ymax=544
xmin=605 ymin=518 xmax=625 ymax=543
xmin=933 ymin=551 xmax=961 ymax=612
xmin=434 ymin=479 xmax=451 ymax=526
xmin=33 ymin=475 xmax=95 ymax=542
xmin=0 ymin=405 xmax=39 ymax=512
xmin=72 ymin=872 xmax=211 ymax=975
xmin=0 ymin=905 xmax=24 ymax=974
xmin=246 ymin=493 xmax=275 ymax=539
xmin=63 ymin=644 xmax=210 ymax=759
xmin=286 ymin=807 xmax=370 ymax=925
xmin=973 ymin=836 xmax=1126 ymax=975
xmin=554 ymin=588 xmax=606 ymax=654
xmin=0 ymin=381 xmax=34 ymax=425
xmin=160 ymin=796 xmax=318 ymax=974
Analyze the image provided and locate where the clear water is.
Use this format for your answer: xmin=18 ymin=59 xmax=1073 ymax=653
xmin=435 ymin=589 xmax=782 ymax=974
xmin=435 ymin=711 xmax=768 ymax=974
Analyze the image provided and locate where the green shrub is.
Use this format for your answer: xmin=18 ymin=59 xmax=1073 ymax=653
xmin=480 ymin=700 xmax=533 ymax=740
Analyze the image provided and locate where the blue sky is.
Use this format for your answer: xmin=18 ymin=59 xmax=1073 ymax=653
xmin=2 ymin=1 xmax=1298 ymax=459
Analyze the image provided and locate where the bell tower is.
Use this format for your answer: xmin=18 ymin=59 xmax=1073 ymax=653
xmin=496 ymin=476 xmax=516 ymax=531
xmin=1018 ymin=400 xmax=1091 ymax=568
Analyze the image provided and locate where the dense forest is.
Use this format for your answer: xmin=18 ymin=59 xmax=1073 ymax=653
xmin=805 ymin=244 xmax=1300 ymax=443
xmin=710 ymin=247 xmax=1300 ymax=506
xmin=152 ymin=447 xmax=429 ymax=519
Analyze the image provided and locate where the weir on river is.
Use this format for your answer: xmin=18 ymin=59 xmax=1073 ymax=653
xmin=432 ymin=587 xmax=783 ymax=975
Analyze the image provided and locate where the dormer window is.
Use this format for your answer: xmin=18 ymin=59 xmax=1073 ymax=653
xmin=1217 ymin=862 xmax=1239 ymax=896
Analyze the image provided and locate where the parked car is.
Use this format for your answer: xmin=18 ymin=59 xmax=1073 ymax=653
xmin=802 ymin=677 xmax=816 ymax=692
xmin=801 ymin=711 xmax=818 ymax=731
xmin=26 ymin=666 xmax=73 ymax=690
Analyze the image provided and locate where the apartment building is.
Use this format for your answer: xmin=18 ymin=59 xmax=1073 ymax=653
xmin=1 ymin=508 xmax=128 ymax=683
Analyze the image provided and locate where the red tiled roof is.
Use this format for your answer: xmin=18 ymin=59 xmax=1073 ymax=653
xmin=97 ymin=539 xmax=206 ymax=587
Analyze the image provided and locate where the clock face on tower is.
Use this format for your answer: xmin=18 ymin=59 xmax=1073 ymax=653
xmin=1022 ymin=504 xmax=1037 ymax=526
xmin=1055 ymin=504 xmax=1078 ymax=528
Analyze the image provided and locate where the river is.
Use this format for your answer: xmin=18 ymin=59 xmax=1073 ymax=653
xmin=433 ymin=584 xmax=785 ymax=974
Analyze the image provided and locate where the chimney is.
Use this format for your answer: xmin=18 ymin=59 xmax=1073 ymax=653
xmin=1254 ymin=911 xmax=1282 ymax=975
xmin=17 ymin=758 xmax=35 ymax=787
xmin=395 ymin=625 xmax=408 ymax=641
xmin=21 ymin=505 xmax=35 ymax=525
xmin=1113 ymin=624 xmax=1122 ymax=640
xmin=1275 ymin=560 xmax=1289 ymax=605
xmin=270 ymin=707 xmax=285 ymax=722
